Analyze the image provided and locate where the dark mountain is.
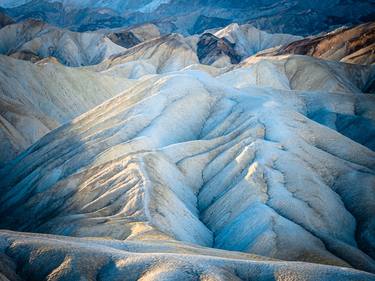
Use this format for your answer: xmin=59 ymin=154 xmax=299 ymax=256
xmin=0 ymin=9 xmax=13 ymax=28
xmin=197 ymin=33 xmax=241 ymax=65
xmin=1 ymin=0 xmax=374 ymax=35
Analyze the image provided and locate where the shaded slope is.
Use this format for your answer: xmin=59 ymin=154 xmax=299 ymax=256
xmin=0 ymin=9 xmax=13 ymax=27
xmin=0 ymin=55 xmax=132 ymax=166
xmin=197 ymin=33 xmax=241 ymax=66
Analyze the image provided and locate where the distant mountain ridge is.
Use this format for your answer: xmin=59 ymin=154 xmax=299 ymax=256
xmin=1 ymin=0 xmax=374 ymax=35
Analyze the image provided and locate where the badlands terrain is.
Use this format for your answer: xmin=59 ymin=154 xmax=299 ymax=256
xmin=0 ymin=1 xmax=375 ymax=280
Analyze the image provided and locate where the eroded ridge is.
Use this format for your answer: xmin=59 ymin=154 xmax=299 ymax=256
xmin=0 ymin=69 xmax=374 ymax=275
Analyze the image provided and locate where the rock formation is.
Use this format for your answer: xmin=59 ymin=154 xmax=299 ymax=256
xmin=197 ymin=33 xmax=241 ymax=66
xmin=264 ymin=22 xmax=375 ymax=65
